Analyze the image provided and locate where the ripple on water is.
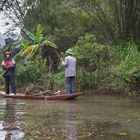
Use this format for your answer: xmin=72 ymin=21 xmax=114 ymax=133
xmin=0 ymin=95 xmax=140 ymax=139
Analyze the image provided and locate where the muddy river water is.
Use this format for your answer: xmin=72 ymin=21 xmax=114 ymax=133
xmin=0 ymin=94 xmax=140 ymax=140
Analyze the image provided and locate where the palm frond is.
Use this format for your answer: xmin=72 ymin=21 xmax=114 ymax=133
xmin=43 ymin=40 xmax=58 ymax=48
xmin=35 ymin=24 xmax=44 ymax=44
xmin=20 ymin=45 xmax=36 ymax=58
xmin=23 ymin=28 xmax=36 ymax=42
xmin=13 ymin=48 xmax=25 ymax=60
xmin=28 ymin=45 xmax=39 ymax=59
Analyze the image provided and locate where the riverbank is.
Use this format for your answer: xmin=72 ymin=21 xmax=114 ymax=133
xmin=1 ymin=83 xmax=139 ymax=97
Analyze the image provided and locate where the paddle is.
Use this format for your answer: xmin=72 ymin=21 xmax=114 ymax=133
xmin=0 ymin=70 xmax=7 ymax=77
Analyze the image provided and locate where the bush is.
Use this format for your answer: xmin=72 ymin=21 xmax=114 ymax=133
xmin=53 ymin=71 xmax=65 ymax=90
xmin=73 ymin=33 xmax=109 ymax=90
xmin=112 ymin=42 xmax=140 ymax=92
xmin=72 ymin=35 xmax=140 ymax=95
xmin=16 ymin=56 xmax=48 ymax=86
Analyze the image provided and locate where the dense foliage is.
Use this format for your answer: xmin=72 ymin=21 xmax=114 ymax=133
xmin=0 ymin=0 xmax=140 ymax=95
xmin=73 ymin=35 xmax=140 ymax=95
xmin=111 ymin=43 xmax=140 ymax=94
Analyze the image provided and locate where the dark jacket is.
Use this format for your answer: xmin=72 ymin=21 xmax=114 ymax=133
xmin=1 ymin=58 xmax=16 ymax=77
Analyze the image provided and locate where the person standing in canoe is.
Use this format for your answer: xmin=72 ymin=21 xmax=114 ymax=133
xmin=1 ymin=52 xmax=16 ymax=95
xmin=61 ymin=48 xmax=76 ymax=94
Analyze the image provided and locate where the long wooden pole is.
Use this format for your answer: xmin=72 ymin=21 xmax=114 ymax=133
xmin=0 ymin=70 xmax=7 ymax=77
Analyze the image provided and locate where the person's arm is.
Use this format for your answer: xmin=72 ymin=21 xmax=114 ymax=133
xmin=10 ymin=59 xmax=16 ymax=68
xmin=1 ymin=61 xmax=7 ymax=70
xmin=61 ymin=57 xmax=68 ymax=67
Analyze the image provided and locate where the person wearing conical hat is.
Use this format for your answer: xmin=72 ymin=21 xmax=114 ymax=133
xmin=1 ymin=52 xmax=16 ymax=95
xmin=61 ymin=48 xmax=76 ymax=94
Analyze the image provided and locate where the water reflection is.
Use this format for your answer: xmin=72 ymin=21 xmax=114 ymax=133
xmin=0 ymin=99 xmax=24 ymax=140
xmin=0 ymin=95 xmax=140 ymax=139
xmin=65 ymin=103 xmax=77 ymax=140
xmin=3 ymin=99 xmax=17 ymax=131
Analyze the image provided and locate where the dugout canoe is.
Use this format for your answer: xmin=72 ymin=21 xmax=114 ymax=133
xmin=0 ymin=92 xmax=83 ymax=100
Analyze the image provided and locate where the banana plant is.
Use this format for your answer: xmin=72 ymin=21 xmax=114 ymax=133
xmin=15 ymin=24 xmax=57 ymax=60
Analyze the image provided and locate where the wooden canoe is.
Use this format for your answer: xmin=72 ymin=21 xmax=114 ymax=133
xmin=0 ymin=92 xmax=83 ymax=100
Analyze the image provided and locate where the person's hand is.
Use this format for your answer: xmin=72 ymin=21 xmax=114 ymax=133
xmin=60 ymin=57 xmax=64 ymax=62
xmin=6 ymin=64 xmax=13 ymax=69
xmin=6 ymin=65 xmax=10 ymax=69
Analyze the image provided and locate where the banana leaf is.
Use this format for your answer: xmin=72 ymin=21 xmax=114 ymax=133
xmin=43 ymin=40 xmax=58 ymax=48
xmin=20 ymin=45 xmax=36 ymax=58
xmin=28 ymin=45 xmax=39 ymax=59
xmin=13 ymin=48 xmax=25 ymax=60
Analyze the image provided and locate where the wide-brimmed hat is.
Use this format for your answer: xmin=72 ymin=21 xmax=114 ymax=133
xmin=4 ymin=52 xmax=12 ymax=57
xmin=66 ymin=48 xmax=74 ymax=55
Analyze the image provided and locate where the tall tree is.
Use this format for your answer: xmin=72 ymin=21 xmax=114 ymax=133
xmin=1 ymin=0 xmax=140 ymax=44
xmin=74 ymin=0 xmax=140 ymax=44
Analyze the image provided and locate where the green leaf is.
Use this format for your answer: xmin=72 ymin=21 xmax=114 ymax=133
xmin=35 ymin=24 xmax=44 ymax=43
xmin=119 ymin=132 xmax=128 ymax=136
xmin=13 ymin=48 xmax=25 ymax=60
xmin=23 ymin=28 xmax=36 ymax=42
xmin=43 ymin=40 xmax=58 ymax=48
xmin=28 ymin=45 xmax=39 ymax=59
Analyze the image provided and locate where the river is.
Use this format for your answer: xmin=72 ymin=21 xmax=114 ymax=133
xmin=0 ymin=95 xmax=140 ymax=140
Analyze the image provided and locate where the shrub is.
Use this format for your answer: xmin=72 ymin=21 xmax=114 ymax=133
xmin=73 ymin=33 xmax=108 ymax=90
xmin=111 ymin=43 xmax=140 ymax=94
xmin=16 ymin=56 xmax=48 ymax=86
xmin=113 ymin=43 xmax=140 ymax=92
xmin=53 ymin=71 xmax=65 ymax=90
